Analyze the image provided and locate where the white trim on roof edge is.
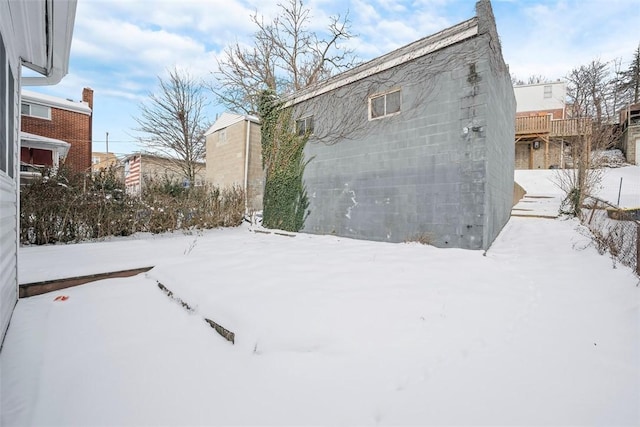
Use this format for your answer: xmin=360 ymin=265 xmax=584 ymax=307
xmin=21 ymin=132 xmax=71 ymax=157
xmin=205 ymin=112 xmax=260 ymax=136
xmin=22 ymin=89 xmax=91 ymax=115
xmin=284 ymin=18 xmax=478 ymax=107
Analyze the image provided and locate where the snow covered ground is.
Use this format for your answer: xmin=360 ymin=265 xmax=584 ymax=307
xmin=514 ymin=164 xmax=640 ymax=208
xmin=1 ymin=167 xmax=639 ymax=426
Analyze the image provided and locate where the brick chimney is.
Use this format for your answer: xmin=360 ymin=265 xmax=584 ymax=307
xmin=82 ymin=87 xmax=94 ymax=161
xmin=82 ymin=87 xmax=94 ymax=110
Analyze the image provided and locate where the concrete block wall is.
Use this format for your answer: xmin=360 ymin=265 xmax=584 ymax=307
xmin=206 ymin=121 xmax=247 ymax=188
xmin=299 ymin=39 xmax=494 ymax=249
xmin=476 ymin=0 xmax=516 ymax=249
xmin=206 ymin=120 xmax=264 ymax=211
xmin=245 ymin=121 xmax=264 ymax=212
xmin=296 ymin=0 xmax=514 ymax=250
xmin=480 ymin=56 xmax=516 ymax=248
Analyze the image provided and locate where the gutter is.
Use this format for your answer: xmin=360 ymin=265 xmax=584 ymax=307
xmin=22 ymin=0 xmax=78 ymax=86
xmin=243 ymin=119 xmax=251 ymax=213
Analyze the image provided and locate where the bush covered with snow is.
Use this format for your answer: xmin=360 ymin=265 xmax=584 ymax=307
xmin=20 ymin=166 xmax=245 ymax=245
xmin=593 ymin=149 xmax=627 ymax=168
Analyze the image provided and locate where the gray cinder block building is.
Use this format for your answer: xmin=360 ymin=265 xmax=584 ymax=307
xmin=286 ymin=0 xmax=515 ymax=250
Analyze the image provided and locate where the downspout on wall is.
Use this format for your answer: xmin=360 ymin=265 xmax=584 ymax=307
xmin=243 ymin=119 xmax=251 ymax=213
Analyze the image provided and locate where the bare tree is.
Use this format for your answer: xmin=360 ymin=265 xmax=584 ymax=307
xmin=567 ymin=60 xmax=613 ymax=122
xmin=558 ymin=59 xmax=620 ymax=216
xmin=619 ymin=43 xmax=640 ymax=104
xmin=134 ymin=68 xmax=209 ymax=185
xmin=526 ymin=74 xmax=550 ymax=85
xmin=212 ymin=0 xmax=357 ymax=115
xmin=510 ymin=74 xmax=552 ymax=86
xmin=511 ymin=74 xmax=524 ymax=85
xmin=610 ymin=57 xmax=626 ymax=117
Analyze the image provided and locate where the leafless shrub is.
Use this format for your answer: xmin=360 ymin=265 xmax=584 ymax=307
xmin=20 ymin=167 xmax=244 ymax=245
xmin=580 ymin=197 xmax=639 ymax=275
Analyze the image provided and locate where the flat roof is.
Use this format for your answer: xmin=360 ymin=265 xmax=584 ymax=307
xmin=284 ymin=16 xmax=479 ymax=107
xmin=22 ymin=89 xmax=92 ymax=115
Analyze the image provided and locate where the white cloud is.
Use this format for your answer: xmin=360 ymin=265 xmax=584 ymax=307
xmin=74 ymin=19 xmax=206 ymax=64
xmin=45 ymin=0 xmax=640 ymax=157
xmin=500 ymin=0 xmax=639 ymax=80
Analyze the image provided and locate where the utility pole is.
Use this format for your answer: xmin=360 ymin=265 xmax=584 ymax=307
xmin=106 ymin=131 xmax=109 ymax=153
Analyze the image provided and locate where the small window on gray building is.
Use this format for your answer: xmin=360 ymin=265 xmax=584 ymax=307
xmin=218 ymin=128 xmax=227 ymax=143
xmin=21 ymin=102 xmax=51 ymax=119
xmin=543 ymin=85 xmax=552 ymax=99
xmin=369 ymin=89 xmax=401 ymax=120
xmin=296 ymin=116 xmax=314 ymax=136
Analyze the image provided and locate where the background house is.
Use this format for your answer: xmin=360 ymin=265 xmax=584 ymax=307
xmin=123 ymin=153 xmax=206 ymax=195
xmin=0 ymin=0 xmax=77 ymax=345
xmin=285 ymin=0 xmax=515 ymax=250
xmin=620 ymin=103 xmax=640 ymax=165
xmin=513 ymin=81 xmax=591 ymax=169
xmin=21 ymin=87 xmax=93 ymax=174
xmin=91 ymin=151 xmax=118 ymax=173
xmin=514 ymin=81 xmax=566 ymax=120
xmin=205 ymin=113 xmax=263 ymax=212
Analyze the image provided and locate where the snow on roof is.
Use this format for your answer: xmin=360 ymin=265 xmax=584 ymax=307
xmin=22 ymin=89 xmax=91 ymax=115
xmin=205 ymin=112 xmax=260 ymax=136
xmin=283 ymin=15 xmax=478 ymax=107
xmin=21 ymin=131 xmax=71 ymax=156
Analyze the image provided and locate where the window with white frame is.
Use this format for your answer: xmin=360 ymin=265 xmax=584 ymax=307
xmin=296 ymin=116 xmax=314 ymax=136
xmin=543 ymin=85 xmax=552 ymax=99
xmin=369 ymin=89 xmax=401 ymax=120
xmin=218 ymin=128 xmax=227 ymax=143
xmin=21 ymin=102 xmax=51 ymax=119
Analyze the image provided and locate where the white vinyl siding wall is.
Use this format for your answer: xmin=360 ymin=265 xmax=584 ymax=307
xmin=0 ymin=29 xmax=19 ymax=346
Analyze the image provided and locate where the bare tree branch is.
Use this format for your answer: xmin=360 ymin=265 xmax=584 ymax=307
xmin=558 ymin=59 xmax=622 ymax=216
xmin=618 ymin=43 xmax=640 ymax=104
xmin=210 ymin=0 xmax=358 ymax=114
xmin=134 ymin=68 xmax=209 ymax=184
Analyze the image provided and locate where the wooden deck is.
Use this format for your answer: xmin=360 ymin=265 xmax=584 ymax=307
xmin=515 ymin=116 xmax=591 ymax=138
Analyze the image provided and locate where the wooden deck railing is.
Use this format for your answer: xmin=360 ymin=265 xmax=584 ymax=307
xmin=515 ymin=116 xmax=592 ymax=137
xmin=515 ymin=115 xmax=550 ymax=135
xmin=550 ymin=118 xmax=592 ymax=136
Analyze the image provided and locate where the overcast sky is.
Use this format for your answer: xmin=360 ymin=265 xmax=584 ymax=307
xmin=25 ymin=0 xmax=640 ymax=156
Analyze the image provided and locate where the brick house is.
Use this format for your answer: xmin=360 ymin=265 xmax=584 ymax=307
xmin=1 ymin=0 xmax=77 ymax=344
xmin=21 ymin=87 xmax=93 ymax=174
xmin=205 ymin=112 xmax=263 ymax=212
xmin=513 ymin=81 xmax=591 ymax=169
xmin=285 ymin=0 xmax=515 ymax=250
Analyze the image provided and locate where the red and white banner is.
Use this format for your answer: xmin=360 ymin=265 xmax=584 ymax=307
xmin=124 ymin=155 xmax=141 ymax=192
